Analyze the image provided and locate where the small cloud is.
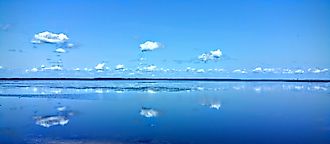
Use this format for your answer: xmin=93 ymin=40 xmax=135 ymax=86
xmin=95 ymin=63 xmax=106 ymax=71
xmin=233 ymin=69 xmax=247 ymax=74
xmin=282 ymin=69 xmax=294 ymax=74
xmin=0 ymin=66 xmax=3 ymax=69
xmin=139 ymin=41 xmax=161 ymax=52
xmin=31 ymin=39 xmax=42 ymax=44
xmin=66 ymin=43 xmax=74 ymax=48
xmin=294 ymin=69 xmax=304 ymax=74
xmin=84 ymin=68 xmax=93 ymax=72
xmin=320 ymin=68 xmax=328 ymax=73
xmin=55 ymin=48 xmax=66 ymax=53
xmin=308 ymin=68 xmax=328 ymax=74
xmin=44 ymin=65 xmax=63 ymax=71
xmin=32 ymin=31 xmax=69 ymax=44
xmin=30 ymin=68 xmax=38 ymax=72
xmin=210 ymin=49 xmax=222 ymax=58
xmin=115 ymin=64 xmax=125 ymax=70
xmin=144 ymin=65 xmax=157 ymax=71
xmin=73 ymin=68 xmax=80 ymax=71
xmin=196 ymin=69 xmax=205 ymax=73
xmin=198 ymin=49 xmax=222 ymax=62
xmin=252 ymin=67 xmax=263 ymax=73
xmin=263 ymin=68 xmax=275 ymax=73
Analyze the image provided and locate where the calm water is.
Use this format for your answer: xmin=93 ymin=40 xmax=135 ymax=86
xmin=0 ymin=80 xmax=330 ymax=144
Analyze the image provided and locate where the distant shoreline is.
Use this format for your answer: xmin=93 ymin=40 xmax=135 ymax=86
xmin=0 ymin=78 xmax=329 ymax=82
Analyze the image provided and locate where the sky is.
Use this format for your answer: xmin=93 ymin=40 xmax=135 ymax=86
xmin=0 ymin=0 xmax=329 ymax=78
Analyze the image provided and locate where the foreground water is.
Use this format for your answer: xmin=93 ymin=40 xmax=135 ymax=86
xmin=0 ymin=80 xmax=329 ymax=144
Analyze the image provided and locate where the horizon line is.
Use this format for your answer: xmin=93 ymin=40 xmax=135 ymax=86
xmin=0 ymin=77 xmax=329 ymax=82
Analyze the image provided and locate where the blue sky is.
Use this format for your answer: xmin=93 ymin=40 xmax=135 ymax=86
xmin=0 ymin=0 xmax=329 ymax=77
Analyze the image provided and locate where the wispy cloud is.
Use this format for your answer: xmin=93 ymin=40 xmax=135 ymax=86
xmin=0 ymin=24 xmax=11 ymax=31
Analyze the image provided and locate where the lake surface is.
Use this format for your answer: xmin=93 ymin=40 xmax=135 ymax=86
xmin=0 ymin=80 xmax=330 ymax=144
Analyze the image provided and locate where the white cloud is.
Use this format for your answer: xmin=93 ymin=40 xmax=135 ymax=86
xmin=31 ymin=39 xmax=42 ymax=44
xmin=95 ymin=63 xmax=105 ymax=71
xmin=32 ymin=31 xmax=69 ymax=44
xmin=73 ymin=68 xmax=80 ymax=71
xmin=66 ymin=43 xmax=74 ymax=48
xmin=140 ymin=107 xmax=158 ymax=118
xmin=233 ymin=69 xmax=247 ymax=74
xmin=320 ymin=68 xmax=328 ymax=73
xmin=252 ymin=67 xmax=276 ymax=73
xmin=84 ymin=68 xmax=93 ymax=72
xmin=252 ymin=67 xmax=263 ymax=73
xmin=139 ymin=41 xmax=161 ymax=51
xmin=198 ymin=49 xmax=222 ymax=62
xmin=282 ymin=69 xmax=294 ymax=74
xmin=210 ymin=49 xmax=222 ymax=58
xmin=44 ymin=66 xmax=63 ymax=71
xmin=198 ymin=53 xmax=211 ymax=62
xmin=55 ymin=48 xmax=66 ymax=53
xmin=115 ymin=64 xmax=125 ymax=70
xmin=294 ymin=69 xmax=304 ymax=74
xmin=0 ymin=66 xmax=2 ymax=69
xmin=31 ymin=68 xmax=38 ymax=72
xmin=308 ymin=68 xmax=328 ymax=74
xmin=263 ymin=68 xmax=275 ymax=73
xmin=144 ymin=65 xmax=157 ymax=71
xmin=196 ymin=69 xmax=205 ymax=73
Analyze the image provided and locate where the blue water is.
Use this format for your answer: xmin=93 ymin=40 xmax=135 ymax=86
xmin=1 ymin=80 xmax=330 ymax=144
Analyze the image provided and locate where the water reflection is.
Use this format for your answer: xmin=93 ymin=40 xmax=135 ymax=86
xmin=209 ymin=103 xmax=221 ymax=110
xmin=34 ymin=115 xmax=69 ymax=128
xmin=56 ymin=106 xmax=66 ymax=111
xmin=34 ymin=105 xmax=74 ymax=128
xmin=1 ymin=80 xmax=330 ymax=144
xmin=0 ymin=81 xmax=329 ymax=98
xmin=201 ymin=99 xmax=222 ymax=110
xmin=140 ymin=107 xmax=158 ymax=118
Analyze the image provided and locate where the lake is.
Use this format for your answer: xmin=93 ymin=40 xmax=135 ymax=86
xmin=1 ymin=80 xmax=330 ymax=144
